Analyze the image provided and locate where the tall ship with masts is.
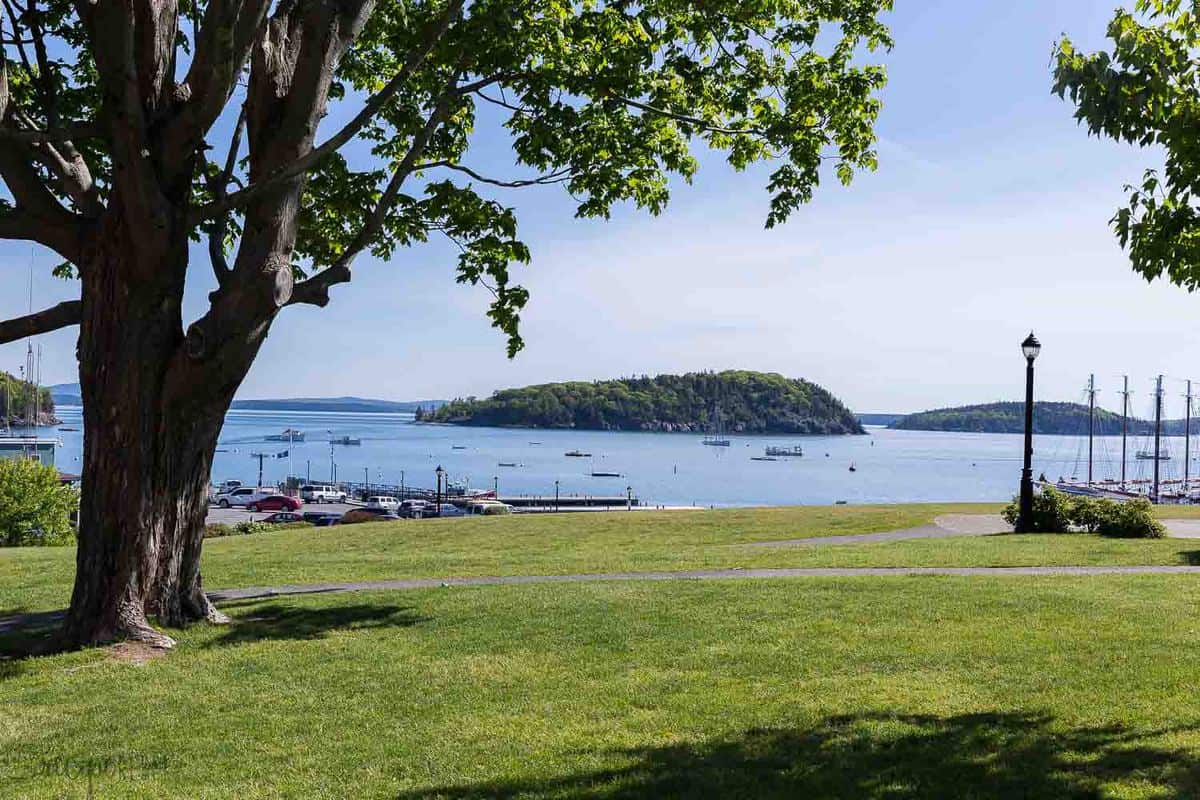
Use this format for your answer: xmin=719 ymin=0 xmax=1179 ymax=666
xmin=702 ymin=399 xmax=731 ymax=447
xmin=1050 ymin=374 xmax=1198 ymax=504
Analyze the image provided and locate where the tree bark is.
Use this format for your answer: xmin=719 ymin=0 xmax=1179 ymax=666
xmin=61 ymin=194 xmax=259 ymax=647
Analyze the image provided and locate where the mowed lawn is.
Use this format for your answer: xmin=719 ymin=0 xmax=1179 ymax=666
xmin=5 ymin=503 xmax=1200 ymax=614
xmin=5 ymin=577 xmax=1200 ymax=798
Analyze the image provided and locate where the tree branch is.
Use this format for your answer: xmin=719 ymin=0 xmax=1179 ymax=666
xmin=0 ymin=206 xmax=88 ymax=264
xmin=191 ymin=0 xmax=466 ymax=225
xmin=289 ymin=76 xmax=461 ymax=308
xmin=206 ymin=106 xmax=246 ymax=285
xmin=0 ymin=300 xmax=80 ymax=346
xmin=612 ymin=93 xmax=775 ymax=136
xmin=417 ymin=160 xmax=571 ymax=188
xmin=179 ymin=0 xmax=271 ymax=139
xmin=0 ymin=122 xmax=102 ymax=143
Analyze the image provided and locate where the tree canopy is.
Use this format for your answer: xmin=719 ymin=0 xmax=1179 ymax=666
xmin=1054 ymin=0 xmax=1200 ymax=288
xmin=0 ymin=0 xmax=893 ymax=355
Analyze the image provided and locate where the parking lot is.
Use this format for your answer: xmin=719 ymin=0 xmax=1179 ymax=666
xmin=205 ymin=502 xmax=358 ymax=526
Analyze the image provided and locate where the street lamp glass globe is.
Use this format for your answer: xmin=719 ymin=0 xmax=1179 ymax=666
xmin=1021 ymin=332 xmax=1041 ymax=361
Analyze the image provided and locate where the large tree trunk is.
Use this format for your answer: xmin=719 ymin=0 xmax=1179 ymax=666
xmin=61 ymin=199 xmax=259 ymax=648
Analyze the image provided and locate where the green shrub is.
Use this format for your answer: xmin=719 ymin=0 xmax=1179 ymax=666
xmin=1069 ymin=497 xmax=1105 ymax=534
xmin=0 ymin=458 xmax=77 ymax=546
xmin=1003 ymin=490 xmax=1165 ymax=538
xmin=220 ymin=520 xmax=312 ymax=537
xmin=272 ymin=521 xmax=314 ymax=531
xmin=204 ymin=523 xmax=234 ymax=538
xmin=1002 ymin=487 xmax=1074 ymax=533
xmin=1094 ymin=498 xmax=1165 ymax=539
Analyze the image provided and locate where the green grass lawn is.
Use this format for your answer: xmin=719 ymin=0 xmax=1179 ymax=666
xmin=5 ymin=576 xmax=1200 ymax=798
xmin=6 ymin=503 xmax=1200 ymax=614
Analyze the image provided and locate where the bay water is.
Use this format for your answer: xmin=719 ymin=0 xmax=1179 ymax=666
xmin=37 ymin=407 xmax=1189 ymax=506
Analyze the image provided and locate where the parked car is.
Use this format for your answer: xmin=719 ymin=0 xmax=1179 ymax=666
xmin=339 ymin=508 xmax=402 ymax=525
xmin=302 ymin=511 xmax=342 ymax=527
xmin=215 ymin=487 xmax=268 ymax=508
xmin=300 ymin=484 xmax=348 ymax=503
xmin=398 ymin=499 xmax=433 ymax=519
xmin=262 ymin=511 xmax=306 ymax=524
xmin=467 ymin=500 xmax=515 ymax=516
xmin=433 ymin=503 xmax=465 ymax=517
xmin=366 ymin=496 xmax=400 ymax=512
xmin=247 ymin=494 xmax=302 ymax=513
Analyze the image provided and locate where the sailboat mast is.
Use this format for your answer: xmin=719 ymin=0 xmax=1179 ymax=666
xmin=1153 ymin=374 xmax=1164 ymax=503
xmin=1087 ymin=374 xmax=1095 ymax=486
xmin=1121 ymin=375 xmax=1129 ymax=486
xmin=1187 ymin=380 xmax=1194 ymax=494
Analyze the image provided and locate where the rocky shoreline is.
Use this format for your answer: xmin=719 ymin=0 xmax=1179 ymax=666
xmin=2 ymin=411 xmax=61 ymax=428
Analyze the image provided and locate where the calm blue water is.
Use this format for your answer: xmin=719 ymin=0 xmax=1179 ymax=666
xmin=37 ymin=407 xmax=1195 ymax=506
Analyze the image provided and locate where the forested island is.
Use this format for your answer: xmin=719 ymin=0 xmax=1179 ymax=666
xmin=423 ymin=371 xmax=864 ymax=435
xmin=0 ymin=372 xmax=56 ymax=427
xmin=891 ymin=402 xmax=1199 ymax=435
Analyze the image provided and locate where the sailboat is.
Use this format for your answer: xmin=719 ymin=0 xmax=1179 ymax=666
xmin=702 ymin=401 xmax=730 ymax=447
xmin=1052 ymin=374 xmax=1184 ymax=503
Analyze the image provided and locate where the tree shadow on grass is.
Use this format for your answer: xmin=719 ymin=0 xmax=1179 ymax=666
xmin=207 ymin=601 xmax=427 ymax=647
xmin=1178 ymin=550 xmax=1200 ymax=565
xmin=0 ymin=608 xmax=64 ymax=676
xmin=396 ymin=711 xmax=1200 ymax=799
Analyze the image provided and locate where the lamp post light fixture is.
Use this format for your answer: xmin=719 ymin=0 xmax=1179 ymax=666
xmin=1016 ymin=332 xmax=1041 ymax=533
xmin=435 ymin=465 xmax=445 ymax=517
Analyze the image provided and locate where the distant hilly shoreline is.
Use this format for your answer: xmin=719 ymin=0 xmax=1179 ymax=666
xmin=48 ymin=384 xmax=445 ymax=414
xmin=891 ymin=401 xmax=1200 ymax=436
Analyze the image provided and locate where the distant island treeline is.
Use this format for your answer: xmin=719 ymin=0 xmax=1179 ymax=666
xmin=891 ymin=401 xmax=1200 ymax=436
xmin=48 ymin=384 xmax=445 ymax=414
xmin=2 ymin=372 xmax=56 ymax=427
xmin=422 ymin=370 xmax=865 ymax=435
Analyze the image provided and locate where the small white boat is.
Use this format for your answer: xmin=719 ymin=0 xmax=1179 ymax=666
xmin=1136 ymin=450 xmax=1171 ymax=461
xmin=266 ymin=428 xmax=305 ymax=442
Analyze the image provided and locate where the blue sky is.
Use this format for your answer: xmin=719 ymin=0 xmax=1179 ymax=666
xmin=0 ymin=1 xmax=1189 ymax=415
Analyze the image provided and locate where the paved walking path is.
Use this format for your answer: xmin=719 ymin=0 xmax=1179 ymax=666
xmin=745 ymin=514 xmax=1009 ymax=548
xmin=204 ymin=564 xmax=1200 ymax=603
xmin=8 ymin=562 xmax=1200 ymax=637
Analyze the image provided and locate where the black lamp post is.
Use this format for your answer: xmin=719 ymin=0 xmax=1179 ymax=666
xmin=435 ymin=465 xmax=444 ymax=517
xmin=1016 ymin=332 xmax=1041 ymax=532
xmin=554 ymin=479 xmax=559 ymax=512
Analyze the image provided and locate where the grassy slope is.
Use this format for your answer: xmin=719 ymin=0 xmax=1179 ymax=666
xmin=6 ymin=577 xmax=1200 ymax=798
xmin=8 ymin=503 xmax=1200 ymax=614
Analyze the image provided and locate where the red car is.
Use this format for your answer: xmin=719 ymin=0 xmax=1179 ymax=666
xmin=247 ymin=494 xmax=302 ymax=513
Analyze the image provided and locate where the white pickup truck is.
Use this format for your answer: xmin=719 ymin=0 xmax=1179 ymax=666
xmin=300 ymin=484 xmax=348 ymax=504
